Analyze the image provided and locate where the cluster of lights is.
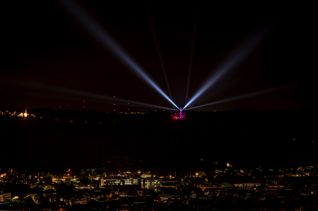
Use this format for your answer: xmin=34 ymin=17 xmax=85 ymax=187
xmin=0 ymin=109 xmax=35 ymax=118
xmin=0 ymin=108 xmax=151 ymax=126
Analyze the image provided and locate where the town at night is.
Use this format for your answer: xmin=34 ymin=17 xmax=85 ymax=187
xmin=0 ymin=0 xmax=316 ymax=210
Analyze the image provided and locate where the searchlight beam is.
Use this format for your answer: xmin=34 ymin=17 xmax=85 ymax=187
xmin=57 ymin=0 xmax=178 ymax=110
xmin=186 ymin=87 xmax=284 ymax=110
xmin=184 ymin=25 xmax=273 ymax=110
xmin=32 ymin=84 xmax=175 ymax=111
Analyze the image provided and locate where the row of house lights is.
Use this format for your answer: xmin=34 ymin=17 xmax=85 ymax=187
xmin=56 ymin=98 xmax=131 ymax=113
xmin=113 ymin=96 xmax=130 ymax=112
xmin=0 ymin=108 xmax=144 ymax=124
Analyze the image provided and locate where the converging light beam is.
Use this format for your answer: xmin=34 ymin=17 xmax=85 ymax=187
xmin=33 ymin=84 xmax=175 ymax=111
xmin=147 ymin=9 xmax=173 ymax=104
xmin=57 ymin=0 xmax=179 ymax=110
xmin=184 ymin=25 xmax=273 ymax=110
xmin=185 ymin=14 xmax=198 ymax=105
xmin=186 ymin=87 xmax=284 ymax=110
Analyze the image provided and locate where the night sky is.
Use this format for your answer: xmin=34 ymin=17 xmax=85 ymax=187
xmin=1 ymin=1 xmax=315 ymax=112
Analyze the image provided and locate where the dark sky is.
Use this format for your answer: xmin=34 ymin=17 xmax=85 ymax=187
xmin=1 ymin=1 xmax=315 ymax=112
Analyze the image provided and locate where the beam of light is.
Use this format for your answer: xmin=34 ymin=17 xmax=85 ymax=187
xmin=184 ymin=25 xmax=273 ymax=110
xmin=57 ymin=0 xmax=178 ymax=110
xmin=185 ymin=14 xmax=198 ymax=105
xmin=186 ymin=87 xmax=284 ymax=110
xmin=147 ymin=9 xmax=173 ymax=104
xmin=31 ymin=83 xmax=175 ymax=111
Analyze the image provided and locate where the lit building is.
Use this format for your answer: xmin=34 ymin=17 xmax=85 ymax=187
xmin=141 ymin=174 xmax=152 ymax=178
xmin=0 ymin=193 xmax=11 ymax=202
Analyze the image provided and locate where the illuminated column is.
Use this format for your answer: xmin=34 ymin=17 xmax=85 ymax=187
xmin=113 ymin=96 xmax=116 ymax=112
xmin=179 ymin=107 xmax=183 ymax=119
